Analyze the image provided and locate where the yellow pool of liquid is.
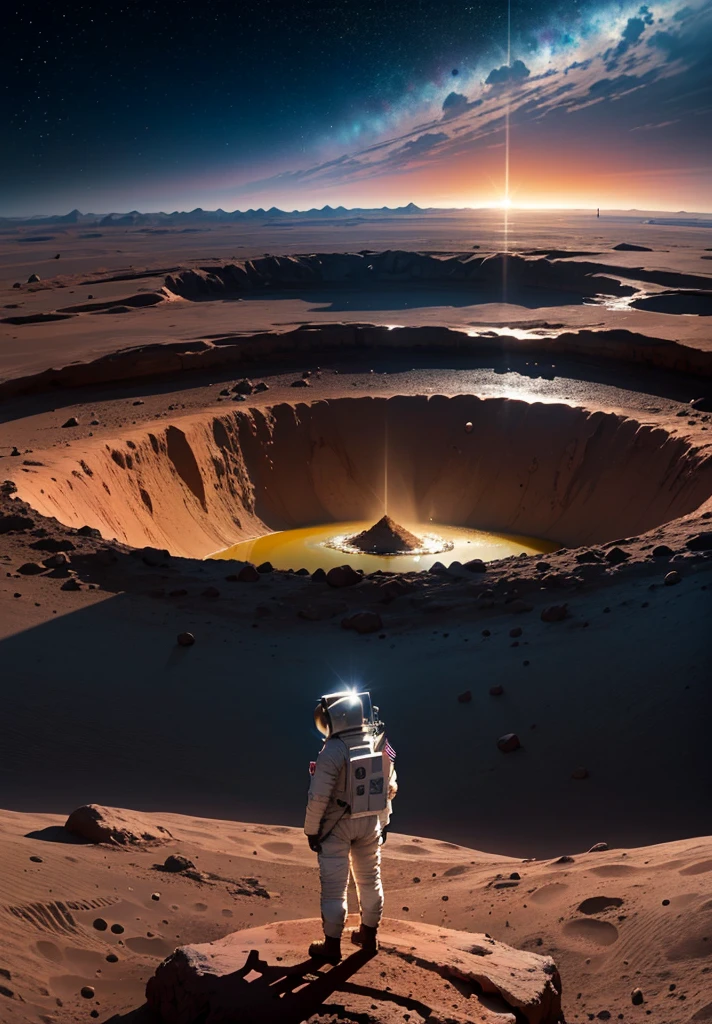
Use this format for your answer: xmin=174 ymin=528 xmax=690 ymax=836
xmin=213 ymin=521 xmax=559 ymax=573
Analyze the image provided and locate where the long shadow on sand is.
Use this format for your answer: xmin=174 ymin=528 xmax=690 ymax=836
xmin=105 ymin=947 xmax=438 ymax=1024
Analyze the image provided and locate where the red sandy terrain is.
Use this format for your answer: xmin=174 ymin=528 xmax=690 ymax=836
xmin=1 ymin=216 xmax=711 ymax=1023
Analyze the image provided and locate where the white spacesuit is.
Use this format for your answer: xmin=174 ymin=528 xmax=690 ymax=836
xmin=304 ymin=689 xmax=397 ymax=963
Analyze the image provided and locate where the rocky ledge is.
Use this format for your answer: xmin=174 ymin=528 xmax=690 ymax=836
xmin=145 ymin=917 xmax=562 ymax=1024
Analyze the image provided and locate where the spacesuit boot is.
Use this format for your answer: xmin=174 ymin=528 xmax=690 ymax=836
xmin=350 ymin=921 xmax=378 ymax=953
xmin=308 ymin=934 xmax=342 ymax=964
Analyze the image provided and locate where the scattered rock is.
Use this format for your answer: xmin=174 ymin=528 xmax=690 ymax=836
xmin=605 ymin=547 xmax=630 ymax=565
xmin=65 ymin=805 xmax=173 ymax=846
xmin=106 ymin=954 xmax=119 ymax=963
xmin=160 ymin=854 xmax=195 ymax=873
xmin=686 ymin=532 xmax=712 ymax=551
xmin=10 ymin=446 xmax=20 ymax=457
xmin=238 ymin=564 xmax=260 ymax=582
xmin=509 ymin=626 xmax=522 ymax=638
xmin=341 ymin=610 xmax=382 ymax=634
xmin=43 ymin=553 xmax=69 ymax=568
xmin=151 ymin=892 xmax=160 ymax=901
xmin=536 ymin=561 xmax=551 ymax=572
xmin=93 ymin=918 xmax=108 ymax=931
xmin=489 ymin=685 xmax=504 ymax=696
xmin=27 ymin=273 xmax=41 ymax=283
xmin=111 ymin=923 xmax=124 ymax=934
xmin=464 ymin=558 xmax=487 ymax=572
xmin=497 ymin=733 xmax=521 ymax=753
xmin=631 ymin=988 xmax=644 ymax=1006
xmin=575 ymin=550 xmax=602 ymax=564
xmin=61 ymin=417 xmax=79 ymax=428
xmin=177 ymin=632 xmax=195 ymax=647
xmin=587 ymin=842 xmax=608 ymax=853
xmin=652 ymin=544 xmax=673 ymax=557
xmin=29 ymin=855 xmax=43 ymax=863
xmin=256 ymin=561 xmax=274 ymax=573
xmin=541 ymin=604 xmax=568 ymax=622
xmin=457 ymin=690 xmax=472 ymax=703
xmin=232 ymin=378 xmax=254 ymax=395
xmin=253 ymin=381 xmax=269 ymax=393
xmin=290 ymin=378 xmax=310 ymax=387
xmin=60 ymin=578 xmax=82 ymax=591
xmin=80 ymin=986 xmax=95 ymax=999
xmin=17 ymin=562 xmax=45 ymax=575
xmin=664 ymin=570 xmax=681 ymax=586
xmin=326 ymin=564 xmax=360 ymax=588
xmin=142 ymin=547 xmax=170 ymax=567
xmin=552 ymin=855 xmax=574 ymax=865
xmin=311 ymin=567 xmax=326 ymax=582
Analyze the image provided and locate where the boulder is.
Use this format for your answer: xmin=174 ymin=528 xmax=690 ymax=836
xmin=341 ymin=610 xmax=382 ymax=634
xmin=65 ymin=804 xmax=173 ymax=846
xmin=497 ymin=733 xmax=521 ymax=753
xmin=61 ymin=417 xmax=79 ymax=428
xmin=27 ymin=273 xmax=41 ymax=283
xmin=145 ymin=917 xmax=562 ymax=1024
xmin=290 ymin=378 xmax=310 ymax=387
xmin=605 ymin=546 xmax=630 ymax=565
xmin=177 ymin=632 xmax=195 ymax=647
xmin=664 ymin=570 xmax=681 ymax=586
xmin=464 ymin=558 xmax=487 ymax=572
xmin=232 ymin=378 xmax=254 ymax=395
xmin=142 ymin=546 xmax=171 ymax=567
xmin=541 ymin=604 xmax=568 ymax=622
xmin=159 ymin=854 xmax=195 ymax=873
xmin=17 ymin=562 xmax=45 ymax=575
xmin=326 ymin=564 xmax=361 ymax=588
xmin=238 ymin=564 xmax=260 ymax=582
xmin=652 ymin=544 xmax=673 ymax=557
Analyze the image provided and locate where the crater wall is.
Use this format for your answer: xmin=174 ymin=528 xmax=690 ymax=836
xmin=12 ymin=396 xmax=712 ymax=558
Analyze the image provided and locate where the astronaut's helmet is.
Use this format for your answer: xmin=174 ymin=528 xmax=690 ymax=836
xmin=314 ymin=689 xmax=374 ymax=737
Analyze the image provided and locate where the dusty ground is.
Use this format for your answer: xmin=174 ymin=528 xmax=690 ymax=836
xmin=0 ymin=808 xmax=709 ymax=1024
xmin=1 ymin=213 xmax=711 ymax=1023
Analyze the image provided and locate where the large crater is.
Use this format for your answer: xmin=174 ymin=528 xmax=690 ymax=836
xmin=13 ymin=396 xmax=712 ymax=560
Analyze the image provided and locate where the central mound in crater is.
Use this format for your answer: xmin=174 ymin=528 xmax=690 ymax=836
xmin=12 ymin=395 xmax=712 ymax=560
xmin=344 ymin=515 xmax=424 ymax=554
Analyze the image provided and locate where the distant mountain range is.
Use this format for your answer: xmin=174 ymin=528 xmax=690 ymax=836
xmin=0 ymin=203 xmax=428 ymax=228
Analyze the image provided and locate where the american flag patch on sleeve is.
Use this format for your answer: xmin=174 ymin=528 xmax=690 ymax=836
xmin=384 ymin=739 xmax=396 ymax=762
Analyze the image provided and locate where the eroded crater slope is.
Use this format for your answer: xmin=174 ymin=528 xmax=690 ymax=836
xmin=11 ymin=395 xmax=712 ymax=559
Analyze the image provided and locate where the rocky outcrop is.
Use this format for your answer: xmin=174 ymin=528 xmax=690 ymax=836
xmin=145 ymin=917 xmax=562 ymax=1024
xmin=64 ymin=804 xmax=173 ymax=845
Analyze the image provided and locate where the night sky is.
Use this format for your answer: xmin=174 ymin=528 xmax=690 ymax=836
xmin=3 ymin=0 xmax=711 ymax=214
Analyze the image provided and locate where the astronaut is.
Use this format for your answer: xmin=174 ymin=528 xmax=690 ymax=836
xmin=304 ymin=689 xmax=397 ymax=963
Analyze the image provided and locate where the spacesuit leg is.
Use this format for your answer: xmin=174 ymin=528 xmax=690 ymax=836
xmin=348 ymin=816 xmax=384 ymax=929
xmin=317 ymin=827 xmax=351 ymax=938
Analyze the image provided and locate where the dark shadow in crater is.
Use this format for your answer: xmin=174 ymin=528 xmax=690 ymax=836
xmin=234 ymin=285 xmax=593 ymax=312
